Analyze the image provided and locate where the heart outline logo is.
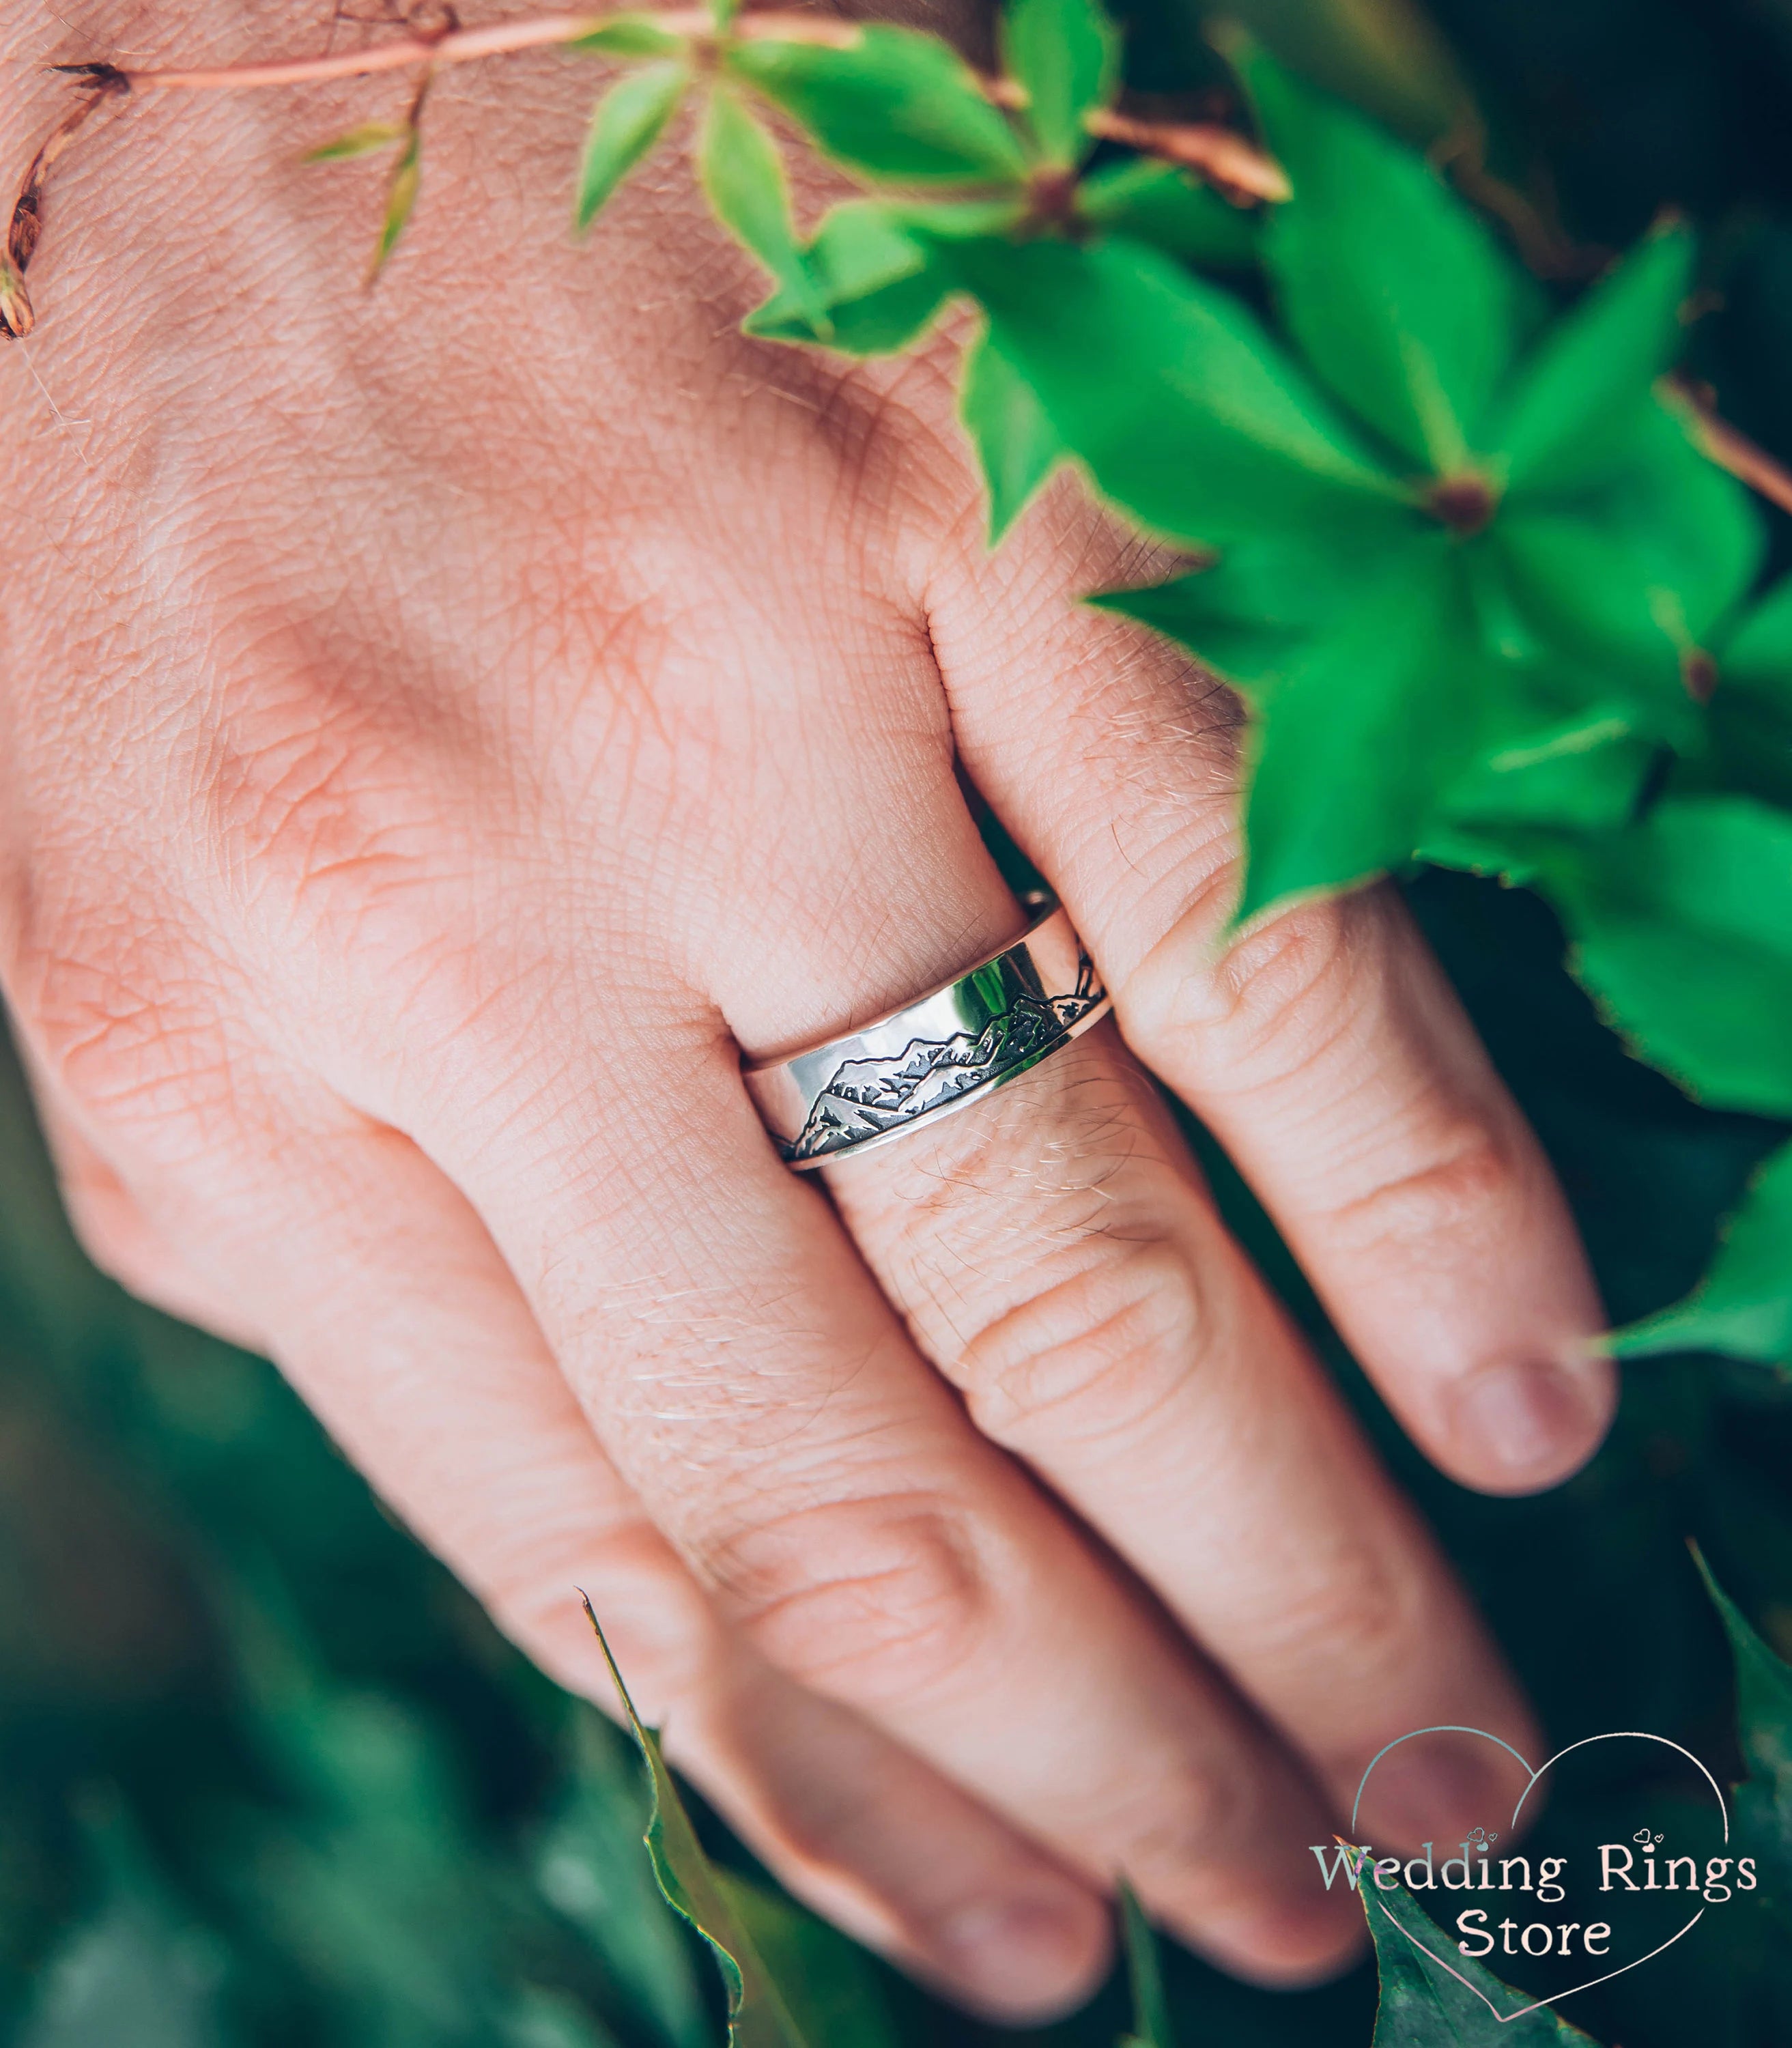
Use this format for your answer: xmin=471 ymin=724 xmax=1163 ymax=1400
xmin=1348 ymin=1725 xmax=1731 ymax=2025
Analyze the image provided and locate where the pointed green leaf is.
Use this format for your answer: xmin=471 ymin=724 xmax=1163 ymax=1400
xmin=1492 ymin=220 xmax=1694 ymax=496
xmin=1075 ymin=158 xmax=1260 ymax=267
xmin=742 ymin=199 xmax=930 ymax=350
xmin=575 ymin=61 xmax=687 ymax=233
xmin=1114 ymin=536 xmax=1604 ymax=920
xmin=1533 ymin=795 xmax=1792 ymax=1119
xmin=1617 ymin=1140 xmax=1792 ymax=1367
xmin=582 ymin=1599 xmax=809 ymax=2048
xmin=1211 ymin=0 xmax=1480 ymax=150
xmin=1693 ymin=1549 xmax=1792 ymax=1888
xmin=1247 ymin=48 xmax=1535 ymax=473
xmin=724 ymin=29 xmax=1029 ymax=186
xmin=961 ymin=325 xmax=1062 ymax=542
xmin=717 ymin=1876 xmax=902 ymax=2048
xmin=1118 ymin=1881 xmax=1174 ymax=2048
xmin=742 ymin=200 xmax=1027 ymax=354
xmin=999 ymin=0 xmax=1119 ymax=167
xmin=568 ymin=15 xmax=689 ymax=57
xmin=369 ymin=126 xmax=422 ymax=279
xmin=1365 ymin=1876 xmax=1604 ymax=2044
xmin=304 ymin=120 xmax=410 ymax=164
xmin=1489 ymin=393 xmax=1761 ymax=744
xmin=1707 ymin=573 xmax=1792 ymax=811
xmin=1094 ymin=522 xmax=1392 ymax=679
xmin=535 ymin=1713 xmax=711 ymax=2048
xmin=699 ymin=88 xmax=823 ymax=324
xmin=945 ymin=234 xmax=1407 ymax=551
xmin=1232 ymin=541 xmax=1474 ymax=918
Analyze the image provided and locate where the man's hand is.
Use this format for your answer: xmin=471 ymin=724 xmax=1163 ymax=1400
xmin=1 ymin=8 xmax=1610 ymax=2019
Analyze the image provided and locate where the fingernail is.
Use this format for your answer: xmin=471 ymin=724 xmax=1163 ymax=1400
xmin=1449 ymin=1355 xmax=1613 ymax=1488
xmin=1363 ymin=1741 xmax=1516 ymax=1851
xmin=1202 ymin=1894 xmax=1367 ymax=1987
xmin=934 ymin=1892 xmax=1109 ymax=2020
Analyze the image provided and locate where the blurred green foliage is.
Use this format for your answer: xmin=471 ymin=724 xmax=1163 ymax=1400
xmin=12 ymin=0 xmax=1792 ymax=2043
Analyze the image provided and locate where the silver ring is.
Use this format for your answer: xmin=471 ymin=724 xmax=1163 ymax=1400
xmin=743 ymin=893 xmax=1111 ymax=1169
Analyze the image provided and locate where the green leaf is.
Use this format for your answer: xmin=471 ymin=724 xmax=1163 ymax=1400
xmin=1364 ymin=1876 xmax=1604 ymax=2044
xmin=568 ymin=15 xmax=689 ymax=58
xmin=999 ymin=0 xmax=1119 ymax=167
xmin=1213 ymin=0 xmax=1481 ymax=150
xmin=724 ymin=28 xmax=1029 ymax=187
xmin=303 ymin=120 xmax=410 ymax=164
xmin=582 ymin=1599 xmax=809 ymax=2048
xmin=1488 ymin=394 xmax=1762 ymax=743
xmin=534 ymin=1712 xmax=711 ymax=2048
xmin=1075 ymin=158 xmax=1260 ymax=266
xmin=1113 ymin=535 xmax=1619 ymax=920
xmin=369 ymin=125 xmax=422 ymax=280
xmin=1533 ymin=795 xmax=1792 ymax=1118
xmin=717 ymin=1876 xmax=902 ymax=2048
xmin=1247 ymin=47 xmax=1535 ymax=473
xmin=575 ymin=61 xmax=687 ymax=233
xmin=1232 ymin=540 xmax=1474 ymax=917
xmin=699 ymin=88 xmax=821 ymax=323
xmin=1430 ymin=713 xmax=1655 ymax=858
xmin=945 ymin=233 xmax=1407 ymax=551
xmin=1492 ymin=220 xmax=1694 ymax=497
xmin=741 ymin=201 xmax=955 ymax=354
xmin=1117 ymin=1881 xmax=1174 ymax=2048
xmin=961 ymin=324 xmax=1062 ymax=541
xmin=1094 ymin=523 xmax=1395 ymax=678
xmin=1693 ymin=1549 xmax=1792 ymax=1888
xmin=1708 ymin=573 xmax=1792 ymax=811
xmin=1616 ymin=1140 xmax=1792 ymax=1367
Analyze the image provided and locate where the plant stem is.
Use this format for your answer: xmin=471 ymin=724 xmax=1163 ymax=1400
xmin=113 ymin=10 xmax=853 ymax=93
xmin=1084 ymin=110 xmax=1289 ymax=202
xmin=1679 ymin=390 xmax=1792 ymax=520
xmin=111 ymin=10 xmax=1290 ymax=204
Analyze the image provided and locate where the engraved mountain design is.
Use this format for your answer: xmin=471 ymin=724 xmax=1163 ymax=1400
xmin=783 ymin=950 xmax=1105 ymax=1163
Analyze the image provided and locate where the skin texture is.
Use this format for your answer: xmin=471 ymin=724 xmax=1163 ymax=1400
xmin=1 ymin=0 xmax=1615 ymax=2021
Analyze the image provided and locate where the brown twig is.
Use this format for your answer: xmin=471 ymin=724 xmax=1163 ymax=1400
xmin=1673 ymin=379 xmax=1792 ymax=520
xmin=2 ymin=67 xmax=128 ymax=338
xmin=110 ymin=8 xmax=853 ymax=91
xmin=4 ymin=3 xmax=1286 ymax=336
xmin=1084 ymin=109 xmax=1289 ymax=203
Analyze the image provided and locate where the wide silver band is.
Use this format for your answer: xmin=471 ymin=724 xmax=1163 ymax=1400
xmin=743 ymin=894 xmax=1111 ymax=1169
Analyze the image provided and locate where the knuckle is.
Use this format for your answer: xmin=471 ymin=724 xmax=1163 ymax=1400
xmin=701 ymin=1492 xmax=995 ymax=1707
xmin=17 ymin=930 xmax=240 ymax=1137
xmin=1321 ymin=1120 xmax=1519 ymax=1257
xmin=1120 ymin=1757 xmax=1253 ymax=1869
xmin=482 ymin=1518 xmax=720 ymax=1725
xmin=956 ymin=1240 xmax=1204 ymax=1448
xmin=206 ymin=693 xmax=462 ymax=951
xmin=1124 ymin=886 xmax=1363 ymax=1085
xmin=1258 ymin=1541 xmax=1423 ymax=1683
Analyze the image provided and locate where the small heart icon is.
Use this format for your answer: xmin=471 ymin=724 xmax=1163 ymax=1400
xmin=1348 ymin=1725 xmax=1731 ymax=2023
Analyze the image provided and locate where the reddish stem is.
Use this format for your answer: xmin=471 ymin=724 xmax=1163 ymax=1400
xmin=114 ymin=8 xmax=854 ymax=91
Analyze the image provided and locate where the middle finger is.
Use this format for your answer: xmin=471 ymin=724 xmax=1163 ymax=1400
xmin=825 ymin=1008 xmax=1535 ymax=1849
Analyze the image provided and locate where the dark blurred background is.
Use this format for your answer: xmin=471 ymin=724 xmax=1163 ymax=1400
xmin=8 ymin=1 xmax=1792 ymax=2042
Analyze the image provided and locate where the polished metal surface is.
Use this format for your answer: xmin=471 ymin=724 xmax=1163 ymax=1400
xmin=743 ymin=894 xmax=1111 ymax=1169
